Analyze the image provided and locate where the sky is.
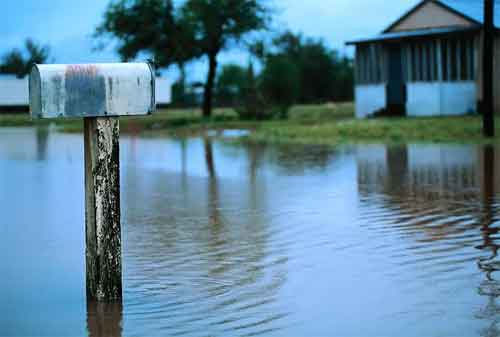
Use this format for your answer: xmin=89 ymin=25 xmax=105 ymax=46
xmin=1 ymin=0 xmax=421 ymax=81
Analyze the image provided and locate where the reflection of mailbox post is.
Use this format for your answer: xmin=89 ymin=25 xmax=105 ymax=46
xmin=29 ymin=63 xmax=155 ymax=302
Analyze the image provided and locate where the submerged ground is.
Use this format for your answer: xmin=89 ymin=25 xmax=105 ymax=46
xmin=3 ymin=103 xmax=500 ymax=144
xmin=1 ymin=127 xmax=500 ymax=336
xmin=3 ymin=105 xmax=500 ymax=336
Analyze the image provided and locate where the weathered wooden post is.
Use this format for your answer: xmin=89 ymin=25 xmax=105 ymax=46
xmin=29 ymin=63 xmax=155 ymax=301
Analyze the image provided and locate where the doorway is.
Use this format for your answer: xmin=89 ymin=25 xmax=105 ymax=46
xmin=386 ymin=45 xmax=406 ymax=116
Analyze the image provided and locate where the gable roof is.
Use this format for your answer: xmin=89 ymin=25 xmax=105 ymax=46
xmin=440 ymin=0 xmax=491 ymax=25
xmin=383 ymin=0 xmax=484 ymax=33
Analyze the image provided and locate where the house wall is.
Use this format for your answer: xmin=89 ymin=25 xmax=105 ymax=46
xmin=155 ymin=78 xmax=172 ymax=105
xmin=389 ymin=1 xmax=475 ymax=32
xmin=355 ymin=84 xmax=386 ymax=118
xmin=0 ymin=77 xmax=28 ymax=107
xmin=406 ymin=81 xmax=476 ymax=116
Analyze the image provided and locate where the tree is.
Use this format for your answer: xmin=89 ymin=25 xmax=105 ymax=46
xmin=271 ymin=31 xmax=354 ymax=104
xmin=96 ymin=0 xmax=269 ymax=118
xmin=215 ymin=64 xmax=247 ymax=106
xmin=0 ymin=39 xmax=51 ymax=78
xmin=260 ymin=55 xmax=300 ymax=118
xmin=483 ymin=0 xmax=494 ymax=137
xmin=238 ymin=61 xmax=266 ymax=119
xmin=181 ymin=0 xmax=269 ymax=117
xmin=95 ymin=0 xmax=199 ymax=84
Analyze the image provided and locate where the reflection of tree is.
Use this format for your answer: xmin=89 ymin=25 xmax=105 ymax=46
xmin=35 ymin=126 xmax=49 ymax=161
xmin=204 ymin=137 xmax=216 ymax=179
xmin=120 ymin=137 xmax=288 ymax=334
xmin=86 ymin=300 xmax=122 ymax=337
xmin=271 ymin=143 xmax=336 ymax=174
xmin=204 ymin=137 xmax=220 ymax=229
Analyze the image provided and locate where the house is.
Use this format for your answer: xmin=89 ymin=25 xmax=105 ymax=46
xmin=346 ymin=0 xmax=500 ymax=118
xmin=0 ymin=74 xmax=172 ymax=111
xmin=0 ymin=75 xmax=29 ymax=111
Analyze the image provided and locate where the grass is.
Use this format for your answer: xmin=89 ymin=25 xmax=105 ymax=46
xmin=3 ymin=102 xmax=500 ymax=145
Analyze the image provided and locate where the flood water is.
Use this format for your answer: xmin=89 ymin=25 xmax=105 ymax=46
xmin=2 ymin=127 xmax=500 ymax=336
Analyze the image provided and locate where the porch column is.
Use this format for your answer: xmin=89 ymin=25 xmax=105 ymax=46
xmin=423 ymin=42 xmax=428 ymax=81
xmin=446 ymin=39 xmax=452 ymax=81
xmin=407 ymin=44 xmax=412 ymax=82
xmin=437 ymin=39 xmax=443 ymax=81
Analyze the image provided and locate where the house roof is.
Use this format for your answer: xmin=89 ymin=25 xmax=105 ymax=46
xmin=440 ymin=0 xmax=495 ymax=26
xmin=347 ymin=0 xmax=495 ymax=45
xmin=346 ymin=26 xmax=479 ymax=45
xmin=382 ymin=0 xmax=485 ymax=33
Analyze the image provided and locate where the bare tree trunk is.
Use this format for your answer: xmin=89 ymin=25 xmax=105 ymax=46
xmin=483 ymin=0 xmax=495 ymax=137
xmin=202 ymin=52 xmax=218 ymax=118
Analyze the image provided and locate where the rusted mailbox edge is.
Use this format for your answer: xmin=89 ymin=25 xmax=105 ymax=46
xmin=29 ymin=62 xmax=156 ymax=119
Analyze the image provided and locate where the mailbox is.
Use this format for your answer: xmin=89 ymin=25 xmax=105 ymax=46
xmin=29 ymin=63 xmax=155 ymax=118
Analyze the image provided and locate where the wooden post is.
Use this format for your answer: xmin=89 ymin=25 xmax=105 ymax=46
xmin=437 ymin=39 xmax=443 ymax=81
xmin=84 ymin=117 xmax=122 ymax=301
xmin=29 ymin=62 xmax=155 ymax=302
xmin=483 ymin=0 xmax=495 ymax=137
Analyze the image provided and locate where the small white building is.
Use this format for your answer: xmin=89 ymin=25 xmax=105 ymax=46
xmin=347 ymin=0 xmax=500 ymax=118
xmin=0 ymin=74 xmax=172 ymax=110
xmin=0 ymin=75 xmax=29 ymax=110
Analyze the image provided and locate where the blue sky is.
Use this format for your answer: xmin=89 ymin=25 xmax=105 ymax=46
xmin=1 ymin=0 xmax=420 ymax=81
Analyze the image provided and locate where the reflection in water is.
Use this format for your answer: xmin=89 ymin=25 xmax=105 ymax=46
xmin=6 ymin=128 xmax=500 ymax=336
xmin=204 ymin=137 xmax=216 ymax=179
xmin=119 ymin=136 xmax=289 ymax=336
xmin=476 ymin=146 xmax=500 ymax=337
xmin=86 ymin=300 xmax=123 ymax=337
xmin=35 ymin=126 xmax=49 ymax=161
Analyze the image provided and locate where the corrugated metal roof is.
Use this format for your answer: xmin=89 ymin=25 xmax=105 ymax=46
xmin=346 ymin=26 xmax=479 ymax=45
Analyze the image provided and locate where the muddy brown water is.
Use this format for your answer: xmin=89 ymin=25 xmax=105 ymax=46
xmin=1 ymin=127 xmax=500 ymax=336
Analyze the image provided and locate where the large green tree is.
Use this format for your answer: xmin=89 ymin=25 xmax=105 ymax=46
xmin=96 ymin=0 xmax=269 ymax=117
xmin=0 ymin=39 xmax=51 ymax=78
xmin=260 ymin=55 xmax=300 ymax=118
xmin=181 ymin=0 xmax=269 ymax=117
xmin=215 ymin=63 xmax=247 ymax=106
xmin=272 ymin=31 xmax=354 ymax=103
xmin=95 ymin=0 xmax=199 ymax=86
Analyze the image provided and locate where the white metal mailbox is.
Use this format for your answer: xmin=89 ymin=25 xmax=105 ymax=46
xmin=29 ymin=63 xmax=155 ymax=118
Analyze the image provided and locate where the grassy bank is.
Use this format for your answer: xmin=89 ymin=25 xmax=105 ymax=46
xmin=3 ymin=103 xmax=500 ymax=144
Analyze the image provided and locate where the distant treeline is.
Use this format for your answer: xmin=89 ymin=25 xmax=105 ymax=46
xmin=0 ymin=0 xmax=354 ymax=119
xmin=173 ymin=31 xmax=354 ymax=119
xmin=0 ymin=39 xmax=51 ymax=78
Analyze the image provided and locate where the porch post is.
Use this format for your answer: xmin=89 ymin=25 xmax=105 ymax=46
xmin=437 ymin=39 xmax=443 ymax=81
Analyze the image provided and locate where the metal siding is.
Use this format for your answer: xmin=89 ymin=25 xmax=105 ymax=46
xmin=30 ymin=63 xmax=156 ymax=119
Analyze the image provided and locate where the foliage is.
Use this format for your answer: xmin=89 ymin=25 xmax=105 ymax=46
xmin=96 ymin=0 xmax=270 ymax=117
xmin=270 ymin=31 xmax=354 ymax=103
xmin=215 ymin=64 xmax=247 ymax=106
xmin=181 ymin=0 xmax=270 ymax=117
xmin=95 ymin=0 xmax=198 ymax=70
xmin=238 ymin=61 xmax=267 ymax=119
xmin=260 ymin=55 xmax=300 ymax=118
xmin=0 ymin=39 xmax=51 ymax=78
